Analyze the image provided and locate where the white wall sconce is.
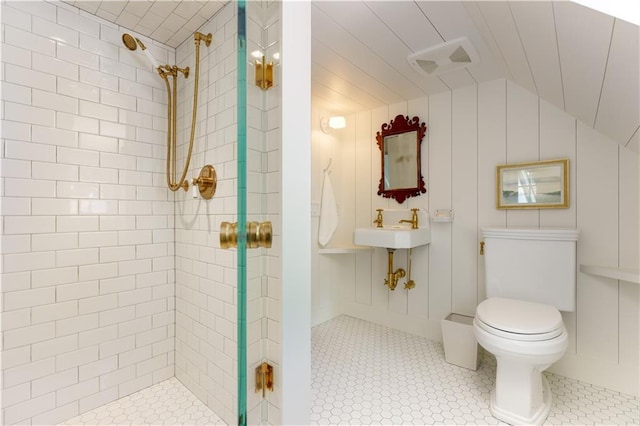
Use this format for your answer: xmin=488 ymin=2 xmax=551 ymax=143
xmin=320 ymin=116 xmax=346 ymax=133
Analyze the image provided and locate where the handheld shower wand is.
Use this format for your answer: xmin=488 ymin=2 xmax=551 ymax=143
xmin=121 ymin=33 xmax=160 ymax=69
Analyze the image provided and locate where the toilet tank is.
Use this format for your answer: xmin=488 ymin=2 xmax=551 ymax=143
xmin=481 ymin=228 xmax=579 ymax=312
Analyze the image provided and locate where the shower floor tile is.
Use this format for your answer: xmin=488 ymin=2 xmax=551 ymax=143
xmin=311 ymin=315 xmax=639 ymax=425
xmin=59 ymin=377 xmax=225 ymax=425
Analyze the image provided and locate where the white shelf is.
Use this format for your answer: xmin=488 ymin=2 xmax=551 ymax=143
xmin=432 ymin=209 xmax=454 ymax=222
xmin=580 ymin=264 xmax=640 ymax=284
xmin=318 ymin=246 xmax=373 ymax=254
xmin=432 ymin=216 xmax=454 ymax=223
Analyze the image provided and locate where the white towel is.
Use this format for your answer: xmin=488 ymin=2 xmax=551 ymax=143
xmin=318 ymin=170 xmax=338 ymax=247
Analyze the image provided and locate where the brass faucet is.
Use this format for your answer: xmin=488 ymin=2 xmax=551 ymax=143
xmin=373 ymin=209 xmax=384 ymax=228
xmin=399 ymin=208 xmax=419 ymax=229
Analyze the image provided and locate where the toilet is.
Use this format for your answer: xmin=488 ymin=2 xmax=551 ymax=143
xmin=474 ymin=228 xmax=579 ymax=425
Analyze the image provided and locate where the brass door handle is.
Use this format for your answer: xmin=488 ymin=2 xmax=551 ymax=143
xmin=220 ymin=221 xmax=272 ymax=249
xmin=480 ymin=241 xmax=485 ymax=255
xmin=220 ymin=222 xmax=238 ymax=249
xmin=247 ymin=221 xmax=272 ymax=249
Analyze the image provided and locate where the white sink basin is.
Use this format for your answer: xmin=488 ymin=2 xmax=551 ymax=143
xmin=353 ymin=226 xmax=431 ymax=249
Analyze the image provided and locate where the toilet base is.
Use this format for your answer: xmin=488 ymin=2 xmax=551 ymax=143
xmin=489 ymin=374 xmax=551 ymax=425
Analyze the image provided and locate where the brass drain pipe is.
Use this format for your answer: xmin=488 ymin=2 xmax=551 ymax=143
xmin=384 ymin=249 xmax=406 ymax=291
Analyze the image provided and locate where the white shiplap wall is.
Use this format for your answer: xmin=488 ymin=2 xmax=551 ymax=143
xmin=311 ymin=78 xmax=640 ymax=397
xmin=1 ymin=1 xmax=176 ymax=424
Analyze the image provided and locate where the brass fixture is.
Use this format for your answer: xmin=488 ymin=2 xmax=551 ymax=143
xmin=220 ymin=222 xmax=238 ymax=249
xmin=480 ymin=241 xmax=485 ymax=255
xmin=247 ymin=221 xmax=273 ymax=249
xmin=160 ymin=32 xmax=212 ymax=192
xmin=123 ymin=32 xmax=212 ymax=193
xmin=220 ymin=221 xmax=273 ymax=249
xmin=255 ymin=362 xmax=274 ymax=397
xmin=121 ymin=33 xmax=161 ymax=71
xmin=404 ymin=248 xmax=415 ymax=290
xmin=373 ymin=209 xmax=384 ymax=228
xmin=399 ymin=208 xmax=419 ymax=229
xmin=255 ymin=55 xmax=274 ymax=90
xmin=194 ymin=32 xmax=212 ymax=46
xmin=122 ymin=33 xmax=140 ymax=51
xmin=385 ymin=249 xmax=406 ymax=291
xmin=192 ymin=165 xmax=217 ymax=200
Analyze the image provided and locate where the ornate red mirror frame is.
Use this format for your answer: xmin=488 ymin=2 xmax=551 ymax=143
xmin=376 ymin=114 xmax=427 ymax=204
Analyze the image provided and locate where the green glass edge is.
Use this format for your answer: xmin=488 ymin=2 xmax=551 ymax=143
xmin=237 ymin=0 xmax=247 ymax=425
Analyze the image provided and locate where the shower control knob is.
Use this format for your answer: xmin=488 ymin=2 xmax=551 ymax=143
xmin=192 ymin=165 xmax=217 ymax=200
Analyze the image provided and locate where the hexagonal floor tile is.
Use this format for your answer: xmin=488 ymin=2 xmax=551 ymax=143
xmin=59 ymin=377 xmax=225 ymax=426
xmin=310 ymin=315 xmax=640 ymax=425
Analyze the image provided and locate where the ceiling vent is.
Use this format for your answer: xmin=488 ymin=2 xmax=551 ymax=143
xmin=407 ymin=37 xmax=479 ymax=77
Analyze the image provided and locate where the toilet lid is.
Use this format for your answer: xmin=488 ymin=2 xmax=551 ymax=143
xmin=476 ymin=297 xmax=563 ymax=336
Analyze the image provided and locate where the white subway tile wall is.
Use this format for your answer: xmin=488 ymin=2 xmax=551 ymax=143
xmin=244 ymin=2 xmax=283 ymax=424
xmin=172 ymin=3 xmax=243 ymax=425
xmin=1 ymin=1 xmax=177 ymax=424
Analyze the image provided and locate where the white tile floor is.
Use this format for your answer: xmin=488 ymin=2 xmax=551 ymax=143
xmin=311 ymin=315 xmax=640 ymax=425
xmin=59 ymin=378 xmax=225 ymax=426
xmin=59 ymin=315 xmax=639 ymax=425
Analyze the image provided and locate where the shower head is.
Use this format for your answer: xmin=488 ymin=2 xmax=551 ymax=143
xmin=122 ymin=33 xmax=140 ymax=51
xmin=122 ymin=33 xmax=159 ymax=69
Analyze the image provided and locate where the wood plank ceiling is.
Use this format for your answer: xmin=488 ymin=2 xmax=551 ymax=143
xmin=312 ymin=1 xmax=639 ymax=151
xmin=469 ymin=1 xmax=639 ymax=150
xmin=64 ymin=1 xmax=639 ymax=151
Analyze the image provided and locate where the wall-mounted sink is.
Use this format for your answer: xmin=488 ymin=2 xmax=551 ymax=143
xmin=354 ymin=226 xmax=431 ymax=249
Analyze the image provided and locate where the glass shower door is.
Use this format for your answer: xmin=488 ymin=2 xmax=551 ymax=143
xmin=236 ymin=0 xmax=248 ymax=423
xmin=235 ymin=1 xmax=278 ymax=424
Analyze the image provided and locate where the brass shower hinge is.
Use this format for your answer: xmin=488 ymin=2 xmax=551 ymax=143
xmin=255 ymin=362 xmax=274 ymax=398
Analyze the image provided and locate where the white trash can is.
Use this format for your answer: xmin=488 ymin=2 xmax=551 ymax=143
xmin=441 ymin=313 xmax=481 ymax=370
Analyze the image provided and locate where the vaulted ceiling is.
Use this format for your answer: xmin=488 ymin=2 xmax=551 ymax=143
xmin=311 ymin=1 xmax=639 ymax=152
xmin=64 ymin=1 xmax=639 ymax=151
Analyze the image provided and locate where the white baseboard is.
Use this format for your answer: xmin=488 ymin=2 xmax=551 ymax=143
xmin=549 ymin=352 xmax=639 ymax=397
xmin=342 ymin=302 xmax=442 ymax=340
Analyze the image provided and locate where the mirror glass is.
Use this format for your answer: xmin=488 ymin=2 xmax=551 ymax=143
xmin=376 ymin=115 xmax=426 ymax=203
xmin=384 ymin=131 xmax=418 ymax=190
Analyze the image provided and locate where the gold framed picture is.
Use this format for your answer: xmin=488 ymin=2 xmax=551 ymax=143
xmin=496 ymin=159 xmax=569 ymax=209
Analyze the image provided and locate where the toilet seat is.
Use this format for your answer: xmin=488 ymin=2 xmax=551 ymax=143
xmin=476 ymin=297 xmax=564 ymax=342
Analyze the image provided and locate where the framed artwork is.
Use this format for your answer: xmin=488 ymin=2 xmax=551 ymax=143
xmin=496 ymin=159 xmax=569 ymax=209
